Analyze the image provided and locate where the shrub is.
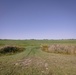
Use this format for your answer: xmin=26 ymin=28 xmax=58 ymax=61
xmin=0 ymin=46 xmax=25 ymax=54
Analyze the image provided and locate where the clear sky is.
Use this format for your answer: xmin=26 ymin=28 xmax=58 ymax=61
xmin=0 ymin=0 xmax=76 ymax=39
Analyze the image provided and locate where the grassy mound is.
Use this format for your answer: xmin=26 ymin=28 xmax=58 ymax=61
xmin=0 ymin=46 xmax=25 ymax=55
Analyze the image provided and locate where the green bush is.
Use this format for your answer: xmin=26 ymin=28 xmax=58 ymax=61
xmin=0 ymin=46 xmax=25 ymax=54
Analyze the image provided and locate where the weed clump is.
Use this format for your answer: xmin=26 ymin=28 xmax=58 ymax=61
xmin=0 ymin=46 xmax=25 ymax=55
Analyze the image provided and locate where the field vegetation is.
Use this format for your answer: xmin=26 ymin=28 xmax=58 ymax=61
xmin=41 ymin=44 xmax=76 ymax=54
xmin=0 ymin=46 xmax=25 ymax=55
xmin=0 ymin=39 xmax=76 ymax=75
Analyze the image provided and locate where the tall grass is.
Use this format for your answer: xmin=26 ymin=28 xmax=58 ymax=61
xmin=41 ymin=44 xmax=76 ymax=54
xmin=0 ymin=46 xmax=25 ymax=55
xmin=41 ymin=44 xmax=49 ymax=52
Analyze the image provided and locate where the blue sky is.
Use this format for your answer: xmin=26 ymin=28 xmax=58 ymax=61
xmin=0 ymin=0 xmax=76 ymax=39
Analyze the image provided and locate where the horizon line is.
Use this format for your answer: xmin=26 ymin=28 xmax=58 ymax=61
xmin=0 ymin=38 xmax=76 ymax=40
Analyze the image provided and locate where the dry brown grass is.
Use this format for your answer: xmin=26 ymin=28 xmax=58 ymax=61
xmin=41 ymin=44 xmax=76 ymax=54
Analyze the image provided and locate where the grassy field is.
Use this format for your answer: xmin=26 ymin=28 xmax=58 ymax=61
xmin=0 ymin=39 xmax=76 ymax=75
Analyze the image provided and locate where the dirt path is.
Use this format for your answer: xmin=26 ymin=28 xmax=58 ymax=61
xmin=14 ymin=46 xmax=51 ymax=75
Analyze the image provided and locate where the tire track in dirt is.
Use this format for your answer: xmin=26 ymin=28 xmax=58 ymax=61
xmin=14 ymin=46 xmax=51 ymax=75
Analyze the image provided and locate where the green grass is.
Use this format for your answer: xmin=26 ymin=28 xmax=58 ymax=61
xmin=0 ymin=39 xmax=76 ymax=75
